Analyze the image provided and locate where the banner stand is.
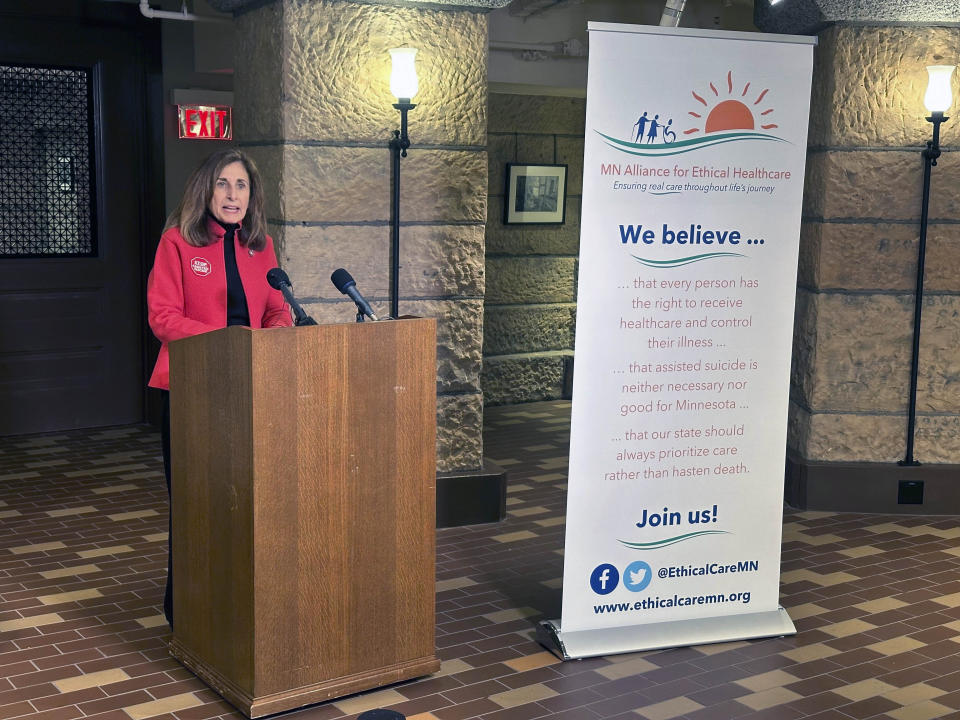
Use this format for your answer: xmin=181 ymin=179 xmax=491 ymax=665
xmin=551 ymin=21 xmax=815 ymax=661
xmin=537 ymin=609 xmax=796 ymax=661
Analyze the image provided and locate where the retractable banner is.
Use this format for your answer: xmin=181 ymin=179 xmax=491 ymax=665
xmin=539 ymin=23 xmax=815 ymax=660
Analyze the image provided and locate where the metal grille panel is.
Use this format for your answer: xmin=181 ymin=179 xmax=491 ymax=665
xmin=0 ymin=64 xmax=96 ymax=257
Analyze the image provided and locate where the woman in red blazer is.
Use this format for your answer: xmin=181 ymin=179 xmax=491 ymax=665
xmin=147 ymin=149 xmax=293 ymax=627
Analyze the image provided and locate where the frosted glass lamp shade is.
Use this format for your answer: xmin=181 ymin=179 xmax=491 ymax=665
xmin=389 ymin=48 xmax=419 ymax=101
xmin=924 ymin=65 xmax=955 ymax=113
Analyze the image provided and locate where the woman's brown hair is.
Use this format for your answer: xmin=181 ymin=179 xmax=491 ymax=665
xmin=163 ymin=148 xmax=268 ymax=251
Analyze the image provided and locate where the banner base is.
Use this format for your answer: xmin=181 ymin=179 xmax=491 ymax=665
xmin=537 ymin=607 xmax=796 ymax=660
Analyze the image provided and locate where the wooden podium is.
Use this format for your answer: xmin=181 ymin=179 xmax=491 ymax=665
xmin=166 ymin=319 xmax=440 ymax=718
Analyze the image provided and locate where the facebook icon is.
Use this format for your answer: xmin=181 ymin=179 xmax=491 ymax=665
xmin=590 ymin=563 xmax=619 ymax=595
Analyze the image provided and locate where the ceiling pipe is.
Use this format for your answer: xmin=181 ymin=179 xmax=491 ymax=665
xmin=139 ymin=0 xmax=229 ymax=23
xmin=658 ymin=0 xmax=687 ymax=26
xmin=489 ymin=38 xmax=587 ymax=59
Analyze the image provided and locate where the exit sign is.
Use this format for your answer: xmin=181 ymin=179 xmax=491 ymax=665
xmin=178 ymin=105 xmax=232 ymax=140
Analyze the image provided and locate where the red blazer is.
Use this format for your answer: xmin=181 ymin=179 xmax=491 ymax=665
xmin=147 ymin=219 xmax=293 ymax=389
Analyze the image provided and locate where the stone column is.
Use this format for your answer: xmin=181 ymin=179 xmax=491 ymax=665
xmin=217 ymin=0 xmax=507 ymax=523
xmin=757 ymin=5 xmax=960 ymax=512
xmin=483 ymin=93 xmax=585 ymax=406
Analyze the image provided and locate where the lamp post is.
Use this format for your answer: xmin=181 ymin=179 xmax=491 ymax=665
xmin=901 ymin=64 xmax=955 ymax=466
xmin=388 ymin=47 xmax=418 ymax=320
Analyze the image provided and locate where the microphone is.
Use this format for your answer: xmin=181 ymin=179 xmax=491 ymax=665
xmin=330 ymin=268 xmax=379 ymax=321
xmin=266 ymin=268 xmax=318 ymax=326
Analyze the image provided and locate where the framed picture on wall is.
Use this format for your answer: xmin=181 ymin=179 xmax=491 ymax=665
xmin=504 ymin=163 xmax=567 ymax=224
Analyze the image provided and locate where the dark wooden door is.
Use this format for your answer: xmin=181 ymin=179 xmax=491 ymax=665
xmin=0 ymin=12 xmax=154 ymax=434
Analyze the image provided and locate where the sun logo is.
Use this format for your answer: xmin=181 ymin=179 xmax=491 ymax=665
xmin=685 ymin=71 xmax=777 ymax=136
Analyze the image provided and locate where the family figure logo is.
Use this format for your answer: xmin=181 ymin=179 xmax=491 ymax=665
xmin=599 ymin=71 xmax=786 ymax=157
xmin=632 ymin=112 xmax=676 ymax=144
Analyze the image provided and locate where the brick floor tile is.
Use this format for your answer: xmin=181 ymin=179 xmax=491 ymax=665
xmin=5 ymin=404 xmax=960 ymax=720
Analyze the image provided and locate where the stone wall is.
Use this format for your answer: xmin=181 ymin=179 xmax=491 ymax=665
xmin=233 ymin=0 xmax=488 ymax=472
xmin=792 ymin=25 xmax=960 ymax=463
xmin=483 ymin=93 xmax=585 ymax=405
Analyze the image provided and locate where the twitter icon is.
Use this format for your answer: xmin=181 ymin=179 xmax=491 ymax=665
xmin=622 ymin=560 xmax=653 ymax=592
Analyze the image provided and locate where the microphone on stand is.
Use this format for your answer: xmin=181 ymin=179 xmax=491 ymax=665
xmin=331 ymin=268 xmax=379 ymax=322
xmin=266 ymin=268 xmax=318 ymax=326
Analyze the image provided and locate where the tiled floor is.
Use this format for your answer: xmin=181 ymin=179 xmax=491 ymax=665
xmin=4 ymin=400 xmax=960 ymax=720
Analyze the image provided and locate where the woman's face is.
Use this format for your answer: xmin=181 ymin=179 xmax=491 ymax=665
xmin=209 ymin=161 xmax=250 ymax=225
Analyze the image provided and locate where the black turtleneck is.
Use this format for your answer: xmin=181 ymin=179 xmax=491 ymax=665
xmin=208 ymin=213 xmax=250 ymax=327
